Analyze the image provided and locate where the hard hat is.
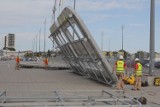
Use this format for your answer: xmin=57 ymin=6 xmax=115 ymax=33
xmin=135 ymin=58 xmax=139 ymax=61
xmin=119 ymin=55 xmax=123 ymax=59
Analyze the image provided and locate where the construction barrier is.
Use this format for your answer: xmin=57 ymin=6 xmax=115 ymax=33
xmin=154 ymin=77 xmax=160 ymax=86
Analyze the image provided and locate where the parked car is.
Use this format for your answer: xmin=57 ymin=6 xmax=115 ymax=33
xmin=144 ymin=61 xmax=160 ymax=68
xmin=155 ymin=61 xmax=160 ymax=68
xmin=140 ymin=60 xmax=149 ymax=66
xmin=144 ymin=63 xmax=149 ymax=67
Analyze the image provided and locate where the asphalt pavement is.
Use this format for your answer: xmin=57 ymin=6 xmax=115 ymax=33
xmin=0 ymin=59 xmax=160 ymax=107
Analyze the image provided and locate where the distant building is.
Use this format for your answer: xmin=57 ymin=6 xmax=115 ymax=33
xmin=4 ymin=33 xmax=15 ymax=49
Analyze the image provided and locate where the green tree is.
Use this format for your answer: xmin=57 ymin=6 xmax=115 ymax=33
xmin=135 ymin=51 xmax=150 ymax=60
xmin=3 ymin=47 xmax=16 ymax=51
xmin=24 ymin=53 xmax=33 ymax=58
xmin=119 ymin=49 xmax=130 ymax=60
xmin=47 ymin=50 xmax=51 ymax=57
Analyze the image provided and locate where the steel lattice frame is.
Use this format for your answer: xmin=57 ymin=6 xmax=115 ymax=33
xmin=0 ymin=90 xmax=141 ymax=107
xmin=49 ymin=7 xmax=117 ymax=86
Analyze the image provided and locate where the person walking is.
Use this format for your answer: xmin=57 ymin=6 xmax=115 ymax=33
xmin=113 ymin=55 xmax=128 ymax=90
xmin=132 ymin=58 xmax=142 ymax=90
xmin=44 ymin=56 xmax=49 ymax=70
xmin=15 ymin=56 xmax=20 ymax=70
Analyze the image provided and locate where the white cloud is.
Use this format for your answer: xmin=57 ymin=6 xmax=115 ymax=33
xmin=0 ymin=0 xmax=53 ymax=28
xmin=0 ymin=0 xmax=54 ymax=51
xmin=74 ymin=0 xmax=146 ymax=11
xmin=82 ymin=14 xmax=111 ymax=24
xmin=129 ymin=24 xmax=144 ymax=27
xmin=0 ymin=0 xmax=159 ymax=52
xmin=15 ymin=31 xmax=52 ymax=51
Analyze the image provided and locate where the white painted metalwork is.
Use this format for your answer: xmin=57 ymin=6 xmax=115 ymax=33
xmin=49 ymin=7 xmax=118 ymax=86
xmin=0 ymin=90 xmax=141 ymax=107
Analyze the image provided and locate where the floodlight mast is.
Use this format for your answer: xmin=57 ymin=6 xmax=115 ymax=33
xmin=149 ymin=0 xmax=155 ymax=75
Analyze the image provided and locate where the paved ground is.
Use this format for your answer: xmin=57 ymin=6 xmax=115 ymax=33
xmin=0 ymin=60 xmax=110 ymax=94
xmin=0 ymin=60 xmax=160 ymax=106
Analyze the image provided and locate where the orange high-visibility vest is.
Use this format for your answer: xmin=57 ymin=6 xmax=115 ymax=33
xmin=44 ymin=58 xmax=48 ymax=64
xmin=16 ymin=57 xmax=20 ymax=63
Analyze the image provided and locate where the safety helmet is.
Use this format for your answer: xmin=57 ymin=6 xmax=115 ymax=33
xmin=135 ymin=58 xmax=139 ymax=61
xmin=119 ymin=55 xmax=123 ymax=60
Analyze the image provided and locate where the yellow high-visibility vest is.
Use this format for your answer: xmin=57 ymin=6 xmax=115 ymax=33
xmin=116 ymin=60 xmax=124 ymax=73
xmin=136 ymin=62 xmax=142 ymax=76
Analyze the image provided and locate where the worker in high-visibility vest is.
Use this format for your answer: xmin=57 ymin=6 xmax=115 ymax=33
xmin=113 ymin=55 xmax=128 ymax=90
xmin=44 ymin=56 xmax=49 ymax=70
xmin=132 ymin=58 xmax=142 ymax=90
xmin=15 ymin=56 xmax=20 ymax=70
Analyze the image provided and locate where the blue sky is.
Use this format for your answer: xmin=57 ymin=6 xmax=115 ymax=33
xmin=0 ymin=0 xmax=160 ymax=53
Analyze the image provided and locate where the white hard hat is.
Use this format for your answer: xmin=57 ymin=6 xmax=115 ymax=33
xmin=135 ymin=58 xmax=139 ymax=61
xmin=119 ymin=55 xmax=123 ymax=59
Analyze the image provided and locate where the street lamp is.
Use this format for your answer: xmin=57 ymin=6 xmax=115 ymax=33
xmin=149 ymin=0 xmax=155 ymax=75
xmin=122 ymin=25 xmax=124 ymax=51
xmin=121 ymin=25 xmax=124 ymax=57
xmin=74 ymin=0 xmax=76 ymax=9
xmin=32 ymin=38 xmax=35 ymax=57
xmin=39 ymin=28 xmax=41 ymax=53
xmin=36 ymin=34 xmax=38 ymax=53
xmin=44 ymin=19 xmax=46 ymax=54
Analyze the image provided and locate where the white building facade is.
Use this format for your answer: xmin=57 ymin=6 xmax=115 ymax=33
xmin=4 ymin=33 xmax=15 ymax=49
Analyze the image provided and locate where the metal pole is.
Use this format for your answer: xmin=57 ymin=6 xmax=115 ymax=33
xmin=44 ymin=19 xmax=46 ymax=54
xmin=32 ymin=38 xmax=35 ymax=57
xmin=53 ymin=0 xmax=57 ymax=22
xmin=36 ymin=34 xmax=38 ymax=53
xmin=32 ymin=39 xmax=34 ymax=52
xmin=122 ymin=25 xmax=124 ymax=51
xmin=74 ymin=0 xmax=76 ymax=10
xmin=39 ymin=28 xmax=41 ymax=52
xmin=33 ymin=38 xmax=35 ymax=53
xmin=149 ymin=0 xmax=155 ymax=75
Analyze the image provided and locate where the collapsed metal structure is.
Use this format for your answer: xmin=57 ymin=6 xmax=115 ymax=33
xmin=0 ymin=7 xmax=143 ymax=107
xmin=49 ymin=7 xmax=117 ymax=86
xmin=0 ymin=90 xmax=141 ymax=107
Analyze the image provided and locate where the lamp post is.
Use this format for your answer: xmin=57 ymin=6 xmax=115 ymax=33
xmin=36 ymin=34 xmax=38 ymax=53
xmin=44 ymin=19 xmax=46 ymax=54
xmin=121 ymin=25 xmax=124 ymax=57
xmin=122 ymin=25 xmax=124 ymax=51
xmin=32 ymin=38 xmax=35 ymax=57
xmin=149 ymin=0 xmax=155 ymax=75
xmin=39 ymin=28 xmax=41 ymax=53
xmin=74 ymin=0 xmax=76 ymax=9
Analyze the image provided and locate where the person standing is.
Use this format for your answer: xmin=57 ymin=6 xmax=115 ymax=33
xmin=15 ymin=56 xmax=20 ymax=70
xmin=132 ymin=58 xmax=142 ymax=90
xmin=44 ymin=57 xmax=49 ymax=70
xmin=113 ymin=55 xmax=128 ymax=90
